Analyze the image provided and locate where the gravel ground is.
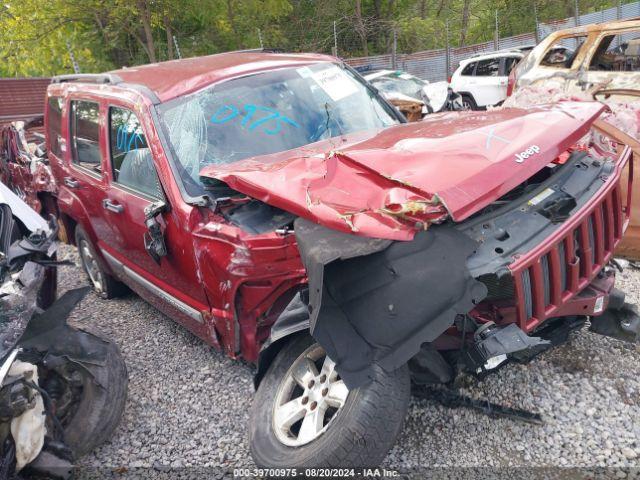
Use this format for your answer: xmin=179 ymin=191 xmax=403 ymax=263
xmin=54 ymin=244 xmax=640 ymax=476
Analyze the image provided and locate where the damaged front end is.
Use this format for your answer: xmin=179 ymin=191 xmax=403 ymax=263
xmin=198 ymin=101 xmax=636 ymax=390
xmin=313 ymin=139 xmax=632 ymax=388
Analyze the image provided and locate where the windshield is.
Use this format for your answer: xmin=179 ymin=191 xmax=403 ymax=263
xmin=156 ymin=63 xmax=399 ymax=197
xmin=372 ymin=74 xmax=426 ymax=99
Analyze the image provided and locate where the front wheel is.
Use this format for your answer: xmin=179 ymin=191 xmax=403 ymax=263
xmin=250 ymin=335 xmax=410 ymax=468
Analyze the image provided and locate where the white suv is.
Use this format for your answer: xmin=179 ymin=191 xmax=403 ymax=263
xmin=450 ymin=50 xmax=524 ymax=109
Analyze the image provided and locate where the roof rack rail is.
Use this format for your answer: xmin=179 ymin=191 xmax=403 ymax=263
xmin=51 ymin=73 xmax=123 ymax=84
xmin=467 ymin=47 xmax=526 ymax=58
xmin=221 ymin=47 xmax=284 ymax=54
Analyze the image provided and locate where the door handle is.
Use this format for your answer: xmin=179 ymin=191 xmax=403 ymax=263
xmin=64 ymin=177 xmax=79 ymax=188
xmin=102 ymin=199 xmax=124 ymax=213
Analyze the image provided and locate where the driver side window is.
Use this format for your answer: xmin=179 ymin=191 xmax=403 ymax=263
xmin=108 ymin=107 xmax=163 ymax=199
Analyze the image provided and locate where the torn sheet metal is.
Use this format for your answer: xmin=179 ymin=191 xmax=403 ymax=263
xmin=201 ymin=102 xmax=605 ymax=241
xmin=503 ymin=83 xmax=640 ymax=149
xmin=293 ymin=218 xmax=487 ymax=388
xmin=0 ymin=121 xmax=56 ymax=213
xmin=0 ymin=262 xmax=45 ymax=359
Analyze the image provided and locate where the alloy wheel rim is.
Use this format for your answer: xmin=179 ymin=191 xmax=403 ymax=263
xmin=272 ymin=344 xmax=349 ymax=447
xmin=79 ymin=240 xmax=103 ymax=293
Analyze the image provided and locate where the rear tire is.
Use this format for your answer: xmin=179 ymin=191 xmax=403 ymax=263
xmin=75 ymin=226 xmax=128 ymax=299
xmin=461 ymin=94 xmax=478 ymax=110
xmin=250 ymin=335 xmax=410 ymax=468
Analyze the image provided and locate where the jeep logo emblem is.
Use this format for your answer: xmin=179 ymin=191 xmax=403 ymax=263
xmin=515 ymin=145 xmax=540 ymax=163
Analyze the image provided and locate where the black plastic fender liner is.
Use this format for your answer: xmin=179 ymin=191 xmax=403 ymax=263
xmin=294 ymin=218 xmax=488 ymax=389
xmin=254 ymin=291 xmax=311 ymax=389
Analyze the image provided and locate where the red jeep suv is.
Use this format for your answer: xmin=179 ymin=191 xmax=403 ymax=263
xmin=43 ymin=51 xmax=638 ymax=467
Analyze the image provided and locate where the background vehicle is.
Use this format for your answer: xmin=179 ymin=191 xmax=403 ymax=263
xmin=0 ymin=118 xmax=57 ymax=216
xmin=423 ymin=81 xmax=464 ymax=112
xmin=449 ymin=50 xmax=524 ymax=109
xmin=39 ymin=52 xmax=638 ymax=469
xmin=506 ymin=18 xmax=640 ymax=259
xmin=363 ymin=69 xmax=433 ymax=117
xmin=0 ymin=182 xmax=127 ymax=477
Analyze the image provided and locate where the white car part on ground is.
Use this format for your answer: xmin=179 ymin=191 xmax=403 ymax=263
xmin=7 ymin=360 xmax=46 ymax=471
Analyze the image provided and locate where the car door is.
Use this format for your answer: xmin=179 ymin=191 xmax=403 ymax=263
xmin=452 ymin=61 xmax=476 ymax=96
xmin=472 ymin=57 xmax=505 ymax=107
xmin=99 ymin=103 xmax=210 ymax=333
xmin=62 ymin=98 xmax=112 ymax=243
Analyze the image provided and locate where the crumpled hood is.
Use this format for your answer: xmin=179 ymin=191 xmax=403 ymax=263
xmin=200 ymin=101 xmax=606 ymax=240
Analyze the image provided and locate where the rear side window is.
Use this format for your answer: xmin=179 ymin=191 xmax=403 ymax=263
xmin=461 ymin=62 xmax=476 ymax=76
xmin=47 ymin=97 xmax=63 ymax=157
xmin=108 ymin=107 xmax=162 ymax=199
xmin=70 ymin=100 xmax=101 ymax=170
xmin=475 ymin=58 xmax=501 ymax=76
xmin=590 ymin=33 xmax=640 ymax=72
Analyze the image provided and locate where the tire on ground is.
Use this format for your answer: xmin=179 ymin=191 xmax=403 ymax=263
xmin=60 ymin=326 xmax=128 ymax=457
xmin=250 ymin=335 xmax=410 ymax=468
xmin=75 ymin=226 xmax=128 ymax=299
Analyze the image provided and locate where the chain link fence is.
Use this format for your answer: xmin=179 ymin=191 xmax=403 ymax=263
xmin=344 ymin=1 xmax=640 ymax=82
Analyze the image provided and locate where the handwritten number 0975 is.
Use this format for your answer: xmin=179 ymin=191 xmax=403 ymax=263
xmin=210 ymin=104 xmax=299 ymax=135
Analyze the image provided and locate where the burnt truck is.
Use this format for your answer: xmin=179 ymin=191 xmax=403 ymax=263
xmin=2 ymin=51 xmax=638 ymax=467
xmin=506 ymin=18 xmax=640 ymax=259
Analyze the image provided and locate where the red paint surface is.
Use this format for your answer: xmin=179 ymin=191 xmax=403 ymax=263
xmin=202 ymin=102 xmax=606 ymax=240
xmin=111 ymin=52 xmax=335 ymax=102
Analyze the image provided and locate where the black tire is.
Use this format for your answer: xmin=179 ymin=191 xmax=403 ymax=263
xmin=55 ymin=326 xmax=128 ymax=457
xmin=250 ymin=335 xmax=410 ymax=468
xmin=461 ymin=94 xmax=478 ymax=110
xmin=75 ymin=226 xmax=128 ymax=299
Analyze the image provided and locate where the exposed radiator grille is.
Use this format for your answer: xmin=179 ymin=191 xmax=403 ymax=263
xmin=513 ymin=183 xmax=625 ymax=331
xmin=477 ymin=273 xmax=515 ymax=301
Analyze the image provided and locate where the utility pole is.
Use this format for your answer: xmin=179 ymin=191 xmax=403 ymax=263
xmin=617 ymin=0 xmax=622 ymax=46
xmin=392 ymin=29 xmax=398 ymax=69
xmin=574 ymin=0 xmax=580 ymax=27
xmin=172 ymin=35 xmax=182 ymax=59
xmin=494 ymin=10 xmax=499 ymax=50
xmin=332 ymin=21 xmax=338 ymax=57
xmin=533 ymin=1 xmax=540 ymax=44
xmin=617 ymin=0 xmax=622 ymax=19
xmin=66 ymin=41 xmax=80 ymax=74
xmin=258 ymin=28 xmax=264 ymax=49
xmin=445 ymin=20 xmax=451 ymax=81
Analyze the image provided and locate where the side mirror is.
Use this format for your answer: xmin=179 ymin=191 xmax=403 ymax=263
xmin=143 ymin=200 xmax=168 ymax=265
